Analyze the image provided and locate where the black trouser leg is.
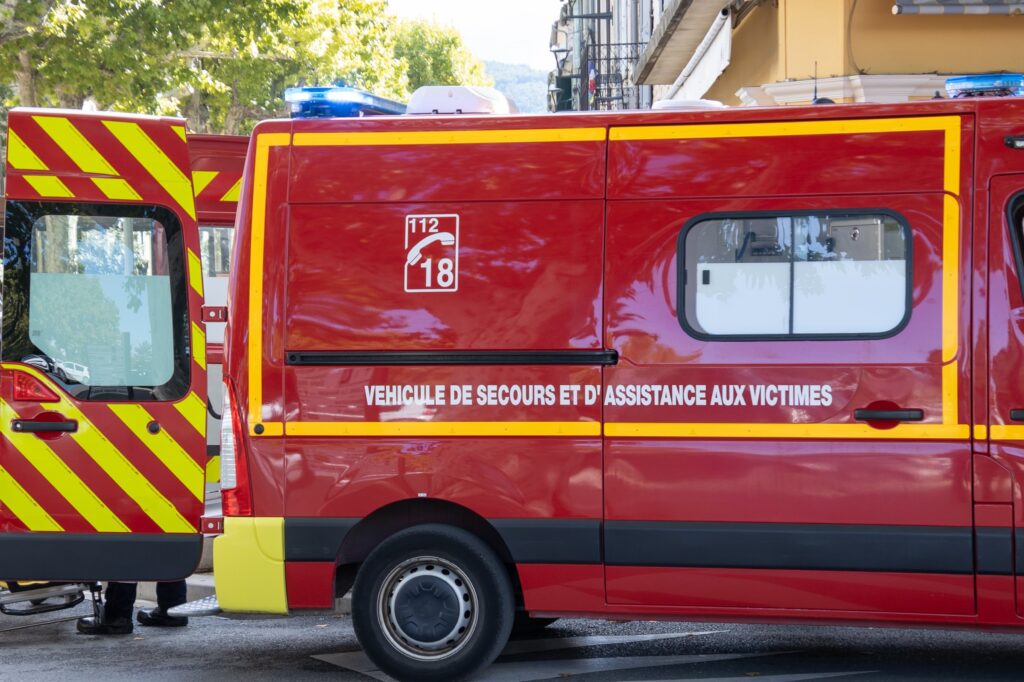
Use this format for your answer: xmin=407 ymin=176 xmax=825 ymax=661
xmin=156 ymin=580 xmax=187 ymax=610
xmin=103 ymin=582 xmax=137 ymax=621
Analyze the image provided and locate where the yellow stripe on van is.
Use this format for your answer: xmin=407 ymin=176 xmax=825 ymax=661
xmin=286 ymin=421 xmax=602 ymax=437
xmin=172 ymin=125 xmax=187 ymax=143
xmin=220 ymin=177 xmax=242 ymax=202
xmin=192 ymin=322 xmax=207 ymax=371
xmin=293 ymin=127 xmax=607 ymax=147
xmin=109 ymin=404 xmax=204 ymax=502
xmin=188 ymin=249 xmax=204 ymax=296
xmin=174 ymin=391 xmax=207 ymax=436
xmin=604 ymin=422 xmax=970 ymax=440
xmin=0 ymin=362 xmax=195 ymax=533
xmin=7 ymin=130 xmax=49 ymax=170
xmin=24 ymin=175 xmax=74 ymax=198
xmin=191 ymin=171 xmax=218 ymax=197
xmin=0 ymin=399 xmax=128 ymax=532
xmin=0 ymin=465 xmax=63 ymax=532
xmin=92 ymin=177 xmax=142 ymax=201
xmin=33 ymin=116 xmax=117 ymax=175
xmin=103 ymin=120 xmax=197 ymax=220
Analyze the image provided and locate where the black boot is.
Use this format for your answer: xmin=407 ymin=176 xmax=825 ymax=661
xmin=137 ymin=606 xmax=188 ymax=627
xmin=76 ymin=614 xmax=133 ymax=635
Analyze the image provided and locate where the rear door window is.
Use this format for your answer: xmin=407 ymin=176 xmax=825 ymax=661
xmin=3 ymin=202 xmax=190 ymax=400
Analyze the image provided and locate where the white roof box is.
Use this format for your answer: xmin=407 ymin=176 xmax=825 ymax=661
xmin=407 ymin=86 xmax=518 ymax=115
xmin=651 ymin=99 xmax=727 ymax=111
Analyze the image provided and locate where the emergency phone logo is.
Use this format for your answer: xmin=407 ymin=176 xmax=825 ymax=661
xmin=404 ymin=213 xmax=459 ymax=293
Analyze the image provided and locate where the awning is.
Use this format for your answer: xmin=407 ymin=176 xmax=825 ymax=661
xmin=893 ymin=1 xmax=1024 ymax=14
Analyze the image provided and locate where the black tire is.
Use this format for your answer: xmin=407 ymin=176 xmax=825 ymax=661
xmin=510 ymin=612 xmax=559 ymax=637
xmin=352 ymin=524 xmax=514 ymax=682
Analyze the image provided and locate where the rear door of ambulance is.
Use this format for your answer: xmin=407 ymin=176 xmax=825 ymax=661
xmin=0 ymin=110 xmax=207 ymax=581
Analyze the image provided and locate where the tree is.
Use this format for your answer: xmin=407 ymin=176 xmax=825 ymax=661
xmin=394 ymin=19 xmax=492 ymax=93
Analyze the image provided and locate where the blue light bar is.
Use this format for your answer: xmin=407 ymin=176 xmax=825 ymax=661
xmin=945 ymin=74 xmax=1024 ymax=99
xmin=284 ymin=84 xmax=407 ymax=118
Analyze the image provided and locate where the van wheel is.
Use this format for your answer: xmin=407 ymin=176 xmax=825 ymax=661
xmin=352 ymin=524 xmax=514 ymax=682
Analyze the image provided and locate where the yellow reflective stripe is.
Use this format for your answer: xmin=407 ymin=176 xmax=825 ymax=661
xmin=248 ymin=134 xmax=290 ymax=428
xmin=192 ymin=322 xmax=207 ymax=371
xmin=174 ymin=392 xmax=207 ymax=435
xmin=249 ymin=421 xmax=283 ymax=437
xmin=0 ymin=399 xmax=128 ymax=532
xmin=192 ymin=170 xmax=218 ymax=196
xmin=285 ymin=421 xmax=601 ymax=437
xmin=4 ymin=363 xmax=196 ymax=532
xmin=604 ymin=422 xmax=970 ymax=440
xmin=92 ymin=177 xmax=142 ymax=201
xmin=33 ymin=116 xmax=116 ymax=175
xmin=188 ymin=249 xmax=204 ymax=296
xmin=220 ymin=177 xmax=242 ymax=202
xmin=172 ymin=125 xmax=187 ymax=143
xmin=0 ymin=464 xmax=63 ymax=532
xmin=55 ymin=404 xmax=195 ymax=532
xmin=293 ymin=127 xmax=607 ymax=147
xmin=24 ymin=175 xmax=74 ymax=198
xmin=102 ymin=120 xmax=196 ymax=220
xmin=974 ymin=424 xmax=988 ymax=440
xmin=206 ymin=456 xmax=221 ymax=484
xmin=109 ymin=404 xmax=204 ymax=502
xmin=7 ymin=129 xmax=48 ymax=170
xmin=609 ymin=116 xmax=962 ymax=141
xmin=991 ymin=425 xmax=1024 ymax=440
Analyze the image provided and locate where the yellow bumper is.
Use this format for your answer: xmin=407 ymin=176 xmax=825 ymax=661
xmin=213 ymin=516 xmax=288 ymax=614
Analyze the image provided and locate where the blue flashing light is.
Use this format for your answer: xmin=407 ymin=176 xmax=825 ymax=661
xmin=945 ymin=74 xmax=1024 ymax=99
xmin=284 ymin=84 xmax=407 ymax=118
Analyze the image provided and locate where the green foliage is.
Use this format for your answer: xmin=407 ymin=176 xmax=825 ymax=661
xmin=394 ymin=19 xmax=492 ymax=93
xmin=483 ymin=61 xmax=549 ymax=114
xmin=0 ymin=1 xmax=487 ymax=136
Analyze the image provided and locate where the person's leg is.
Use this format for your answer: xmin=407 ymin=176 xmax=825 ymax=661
xmin=138 ymin=579 xmax=188 ymax=627
xmin=77 ymin=582 xmax=135 ymax=635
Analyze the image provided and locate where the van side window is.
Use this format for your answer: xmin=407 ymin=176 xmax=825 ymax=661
xmin=679 ymin=212 xmax=910 ymax=339
xmin=2 ymin=201 xmax=190 ymax=401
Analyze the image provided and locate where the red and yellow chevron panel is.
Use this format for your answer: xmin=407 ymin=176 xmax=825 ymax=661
xmin=6 ymin=112 xmax=197 ymax=221
xmin=188 ymin=133 xmax=248 ymax=225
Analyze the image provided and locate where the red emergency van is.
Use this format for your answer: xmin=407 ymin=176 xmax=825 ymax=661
xmin=209 ymin=96 xmax=1024 ymax=681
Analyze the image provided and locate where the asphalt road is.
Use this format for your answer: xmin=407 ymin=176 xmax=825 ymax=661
xmin=3 ymin=599 xmax=1024 ymax=681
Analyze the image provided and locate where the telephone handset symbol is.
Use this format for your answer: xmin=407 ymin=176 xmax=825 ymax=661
xmin=406 ymin=232 xmax=456 ymax=266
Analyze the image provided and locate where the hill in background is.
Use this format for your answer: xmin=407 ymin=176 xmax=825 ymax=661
xmin=484 ymin=61 xmax=549 ymax=114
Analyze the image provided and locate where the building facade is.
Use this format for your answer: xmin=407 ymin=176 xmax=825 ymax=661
xmin=549 ymin=0 xmax=1024 ymax=111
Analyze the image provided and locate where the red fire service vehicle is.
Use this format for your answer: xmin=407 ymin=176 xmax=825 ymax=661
xmin=209 ymin=94 xmax=1024 ymax=680
xmin=6 ymin=92 xmax=1024 ymax=681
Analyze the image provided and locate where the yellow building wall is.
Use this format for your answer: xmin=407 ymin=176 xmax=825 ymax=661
xmin=706 ymin=0 xmax=1023 ymax=106
xmin=852 ymin=0 xmax=1024 ymax=74
xmin=705 ymin=2 xmax=783 ymax=104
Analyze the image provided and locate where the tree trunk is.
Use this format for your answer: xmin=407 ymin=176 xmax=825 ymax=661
xmin=185 ymin=85 xmax=209 ymax=133
xmin=15 ymin=49 xmax=37 ymax=107
xmin=223 ymin=84 xmax=243 ymax=136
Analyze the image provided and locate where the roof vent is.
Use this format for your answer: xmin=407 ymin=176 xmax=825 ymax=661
xmin=651 ymin=99 xmax=727 ymax=111
xmin=407 ymin=86 xmax=518 ymax=115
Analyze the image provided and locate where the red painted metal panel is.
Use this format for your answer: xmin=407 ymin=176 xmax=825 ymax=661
xmin=609 ymin=129 xmax=948 ymax=200
xmin=284 ymin=201 xmax=603 ymax=351
xmin=285 ymin=561 xmax=335 ymax=609
xmin=605 ymin=567 xmax=974 ymax=614
xmin=516 ymin=563 xmax=604 ymax=613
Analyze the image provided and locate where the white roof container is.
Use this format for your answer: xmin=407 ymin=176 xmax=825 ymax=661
xmin=407 ymin=86 xmax=518 ymax=115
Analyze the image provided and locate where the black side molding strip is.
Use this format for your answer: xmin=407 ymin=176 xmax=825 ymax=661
xmin=286 ymin=350 xmax=619 ymax=367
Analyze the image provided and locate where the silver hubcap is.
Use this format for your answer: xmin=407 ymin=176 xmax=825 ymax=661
xmin=377 ymin=556 xmax=478 ymax=661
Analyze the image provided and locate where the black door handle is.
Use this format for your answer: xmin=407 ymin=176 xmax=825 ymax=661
xmin=854 ymin=409 xmax=924 ymax=422
xmin=1010 ymin=409 xmax=1024 ymax=422
xmin=11 ymin=419 xmax=78 ymax=433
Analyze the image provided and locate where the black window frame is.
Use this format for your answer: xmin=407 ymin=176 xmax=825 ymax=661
xmin=676 ymin=209 xmax=914 ymax=342
xmin=2 ymin=200 xmax=191 ymax=402
xmin=1007 ymin=192 xmax=1024 ymax=301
